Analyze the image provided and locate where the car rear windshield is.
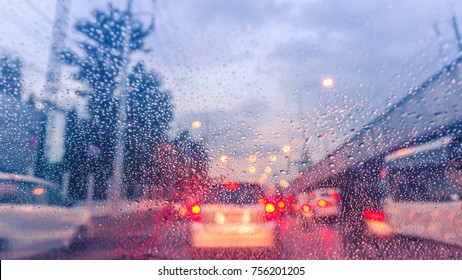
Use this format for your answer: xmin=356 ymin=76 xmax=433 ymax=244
xmin=202 ymin=183 xmax=264 ymax=205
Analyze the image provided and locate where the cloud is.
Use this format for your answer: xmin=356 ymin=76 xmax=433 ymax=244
xmin=149 ymin=0 xmax=462 ymax=172
xmin=3 ymin=0 xmax=461 ymax=181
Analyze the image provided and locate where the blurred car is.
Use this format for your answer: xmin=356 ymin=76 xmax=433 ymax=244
xmin=0 ymin=173 xmax=92 ymax=259
xmin=297 ymin=188 xmax=341 ymax=224
xmin=363 ymin=136 xmax=462 ymax=247
xmin=188 ymin=182 xmax=280 ymax=256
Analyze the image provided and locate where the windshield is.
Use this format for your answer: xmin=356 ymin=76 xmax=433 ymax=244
xmin=1 ymin=0 xmax=461 ymax=261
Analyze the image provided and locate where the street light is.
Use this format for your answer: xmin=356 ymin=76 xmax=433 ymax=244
xmin=283 ymin=145 xmax=292 ymax=176
xmin=295 ymin=76 xmax=335 ymax=175
xmin=322 ymin=76 xmax=334 ymax=88
xmin=219 ymin=155 xmax=229 ymax=163
xmin=282 ymin=145 xmax=292 ymax=154
xmin=269 ymin=155 xmax=277 ymax=163
xmin=279 ymin=180 xmax=290 ymax=188
xmin=191 ymin=120 xmax=202 ymax=129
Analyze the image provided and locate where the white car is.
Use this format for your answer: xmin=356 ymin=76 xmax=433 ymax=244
xmin=189 ymin=182 xmax=280 ymax=257
xmin=0 ymin=173 xmax=92 ymax=259
xmin=363 ymin=137 xmax=462 ymax=247
xmin=297 ymin=188 xmax=341 ymax=223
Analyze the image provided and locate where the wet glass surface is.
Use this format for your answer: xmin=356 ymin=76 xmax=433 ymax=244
xmin=0 ymin=0 xmax=461 ymax=260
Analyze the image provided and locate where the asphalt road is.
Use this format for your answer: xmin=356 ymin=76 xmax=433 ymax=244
xmin=29 ymin=211 xmax=462 ymax=260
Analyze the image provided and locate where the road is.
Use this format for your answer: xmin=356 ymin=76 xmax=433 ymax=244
xmin=30 ymin=210 xmax=462 ymax=260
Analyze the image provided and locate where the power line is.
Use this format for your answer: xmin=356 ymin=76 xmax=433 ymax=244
xmin=24 ymin=0 xmax=53 ymax=23
xmin=452 ymin=15 xmax=462 ymax=52
xmin=0 ymin=4 xmax=52 ymax=42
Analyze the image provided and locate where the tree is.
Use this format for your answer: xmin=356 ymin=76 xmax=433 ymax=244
xmin=63 ymin=109 xmax=90 ymax=200
xmin=60 ymin=3 xmax=154 ymax=200
xmin=0 ymin=53 xmax=23 ymax=99
xmin=172 ymin=130 xmax=209 ymax=199
xmin=149 ymin=142 xmax=186 ymax=200
xmin=124 ymin=62 xmax=174 ymax=198
xmin=145 ymin=131 xmax=209 ymax=202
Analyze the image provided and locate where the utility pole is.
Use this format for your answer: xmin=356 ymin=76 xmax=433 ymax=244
xmin=111 ymin=0 xmax=133 ymax=201
xmin=38 ymin=0 xmax=70 ymax=177
xmin=44 ymin=0 xmax=70 ymax=97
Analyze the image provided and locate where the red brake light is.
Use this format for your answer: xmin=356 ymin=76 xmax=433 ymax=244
xmin=287 ymin=195 xmax=295 ymax=203
xmin=226 ymin=182 xmax=240 ymax=190
xmin=189 ymin=203 xmax=201 ymax=222
xmin=290 ymin=204 xmax=298 ymax=212
xmin=301 ymin=204 xmax=311 ymax=213
xmin=363 ymin=210 xmax=386 ymax=221
xmin=317 ymin=199 xmax=332 ymax=208
xmin=265 ymin=202 xmax=279 ymax=221
xmin=191 ymin=204 xmax=201 ymax=214
xmin=330 ymin=193 xmax=340 ymax=201
xmin=265 ymin=203 xmax=276 ymax=213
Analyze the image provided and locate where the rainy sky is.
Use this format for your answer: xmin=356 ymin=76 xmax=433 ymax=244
xmin=1 ymin=0 xmax=461 ymax=183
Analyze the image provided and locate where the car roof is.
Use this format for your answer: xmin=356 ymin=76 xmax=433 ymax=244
xmin=0 ymin=173 xmax=58 ymax=189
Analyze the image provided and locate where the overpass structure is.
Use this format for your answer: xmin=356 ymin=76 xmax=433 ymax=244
xmin=293 ymin=56 xmax=462 ymax=192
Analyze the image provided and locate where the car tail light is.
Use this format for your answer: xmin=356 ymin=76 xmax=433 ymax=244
xmin=191 ymin=204 xmax=201 ymax=214
xmin=179 ymin=206 xmax=187 ymax=217
xmin=290 ymin=204 xmax=298 ymax=212
xmin=301 ymin=204 xmax=311 ymax=213
xmin=363 ymin=210 xmax=386 ymax=221
xmin=226 ymin=182 xmax=240 ymax=190
xmin=287 ymin=195 xmax=295 ymax=203
xmin=330 ymin=193 xmax=340 ymax=201
xmin=189 ymin=203 xmax=201 ymax=222
xmin=277 ymin=200 xmax=286 ymax=209
xmin=265 ymin=202 xmax=275 ymax=213
xmin=317 ymin=199 xmax=332 ymax=208
xmin=32 ymin=188 xmax=45 ymax=195
xmin=265 ymin=202 xmax=279 ymax=221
